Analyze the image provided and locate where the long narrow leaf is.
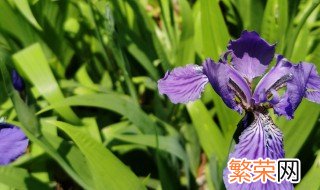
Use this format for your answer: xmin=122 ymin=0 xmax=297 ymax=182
xmin=38 ymin=94 xmax=156 ymax=134
xmin=12 ymin=43 xmax=79 ymax=123
xmin=0 ymin=166 xmax=50 ymax=190
xmin=48 ymin=120 xmax=146 ymax=190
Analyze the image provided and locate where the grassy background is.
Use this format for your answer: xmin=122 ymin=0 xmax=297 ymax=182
xmin=0 ymin=0 xmax=320 ymax=189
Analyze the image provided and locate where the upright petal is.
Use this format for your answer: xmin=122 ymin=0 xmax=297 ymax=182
xmin=223 ymin=112 xmax=293 ymax=190
xmin=158 ymin=64 xmax=208 ymax=104
xmin=253 ymin=56 xmax=293 ymax=104
xmin=0 ymin=123 xmax=29 ymax=165
xmin=203 ymin=59 xmax=251 ymax=113
xmin=304 ymin=63 xmax=320 ymax=102
xmin=273 ymin=62 xmax=320 ymax=119
xmin=228 ymin=31 xmax=275 ymax=81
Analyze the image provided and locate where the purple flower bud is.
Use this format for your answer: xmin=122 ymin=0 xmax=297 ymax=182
xmin=11 ymin=70 xmax=25 ymax=92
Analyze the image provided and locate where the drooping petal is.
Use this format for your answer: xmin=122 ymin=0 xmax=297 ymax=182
xmin=0 ymin=123 xmax=29 ymax=165
xmin=229 ymin=112 xmax=284 ymax=160
xmin=273 ymin=62 xmax=320 ymax=119
xmin=252 ymin=56 xmax=293 ymax=104
xmin=158 ymin=64 xmax=208 ymax=104
xmin=223 ymin=178 xmax=293 ymax=190
xmin=228 ymin=31 xmax=275 ymax=81
xmin=203 ymin=59 xmax=251 ymax=113
xmin=223 ymin=112 xmax=293 ymax=190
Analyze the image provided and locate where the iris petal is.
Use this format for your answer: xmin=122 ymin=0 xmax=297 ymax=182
xmin=273 ymin=62 xmax=320 ymax=119
xmin=158 ymin=64 xmax=208 ymax=104
xmin=223 ymin=179 xmax=293 ymax=190
xmin=304 ymin=63 xmax=320 ymax=103
xmin=228 ymin=112 xmax=284 ymax=159
xmin=253 ymin=56 xmax=293 ymax=104
xmin=0 ymin=123 xmax=28 ymax=165
xmin=228 ymin=31 xmax=275 ymax=81
xmin=223 ymin=112 xmax=293 ymax=190
xmin=203 ymin=59 xmax=251 ymax=113
xmin=229 ymin=67 xmax=252 ymax=108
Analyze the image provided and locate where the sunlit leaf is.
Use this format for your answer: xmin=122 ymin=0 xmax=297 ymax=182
xmin=48 ymin=120 xmax=146 ymax=190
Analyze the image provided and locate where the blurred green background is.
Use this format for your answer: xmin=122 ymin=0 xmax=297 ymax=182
xmin=0 ymin=0 xmax=320 ymax=189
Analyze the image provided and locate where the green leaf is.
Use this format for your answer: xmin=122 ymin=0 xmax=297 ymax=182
xmin=186 ymin=100 xmax=227 ymax=162
xmin=308 ymin=43 xmax=320 ymax=66
xmin=181 ymin=124 xmax=200 ymax=177
xmin=82 ymin=117 xmax=102 ymax=143
xmin=277 ymin=100 xmax=320 ymax=157
xmin=113 ymin=134 xmax=187 ymax=162
xmin=0 ymin=0 xmax=37 ymax=46
xmin=158 ymin=0 xmax=176 ymax=48
xmin=0 ymin=58 xmax=89 ymax=189
xmin=0 ymin=166 xmax=50 ymax=190
xmin=261 ymin=0 xmax=288 ymax=52
xmin=12 ymin=43 xmax=79 ymax=123
xmin=290 ymin=26 xmax=310 ymax=63
xmin=208 ymin=87 xmax=239 ymax=141
xmin=193 ymin=1 xmax=203 ymax=58
xmin=296 ymin=151 xmax=320 ymax=190
xmin=40 ymin=120 xmax=94 ymax=187
xmin=175 ymin=0 xmax=194 ymax=66
xmin=200 ymin=0 xmax=229 ymax=59
xmin=199 ymin=0 xmax=239 ymax=140
xmin=155 ymin=152 xmax=181 ymax=190
xmin=12 ymin=0 xmax=42 ymax=30
xmin=48 ymin=120 xmax=146 ymax=190
xmin=126 ymin=39 xmax=160 ymax=80
xmin=233 ymin=0 xmax=265 ymax=31
xmin=38 ymin=94 xmax=156 ymax=134
xmin=285 ymin=0 xmax=320 ymax=58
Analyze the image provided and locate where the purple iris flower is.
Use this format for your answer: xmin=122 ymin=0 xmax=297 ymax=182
xmin=0 ymin=122 xmax=28 ymax=165
xmin=158 ymin=31 xmax=320 ymax=189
